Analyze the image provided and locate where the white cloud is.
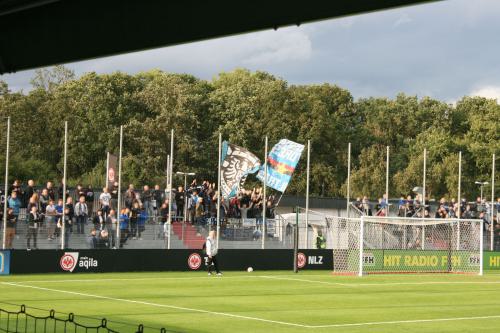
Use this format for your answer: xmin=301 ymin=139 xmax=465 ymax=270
xmin=393 ymin=13 xmax=413 ymax=27
xmin=470 ymin=86 xmax=500 ymax=100
xmin=241 ymin=29 xmax=312 ymax=66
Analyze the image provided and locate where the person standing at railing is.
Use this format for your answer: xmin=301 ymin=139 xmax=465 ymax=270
xmin=99 ymin=187 xmax=111 ymax=218
xmin=93 ymin=209 xmax=105 ymax=231
xmin=26 ymin=205 xmax=41 ymax=250
xmin=110 ymin=181 xmax=119 ymax=210
xmin=75 ymin=196 xmax=88 ymax=234
xmin=141 ymin=185 xmax=153 ymax=221
xmin=152 ymin=184 xmax=164 ymax=219
xmin=125 ymin=184 xmax=136 ymax=209
xmin=119 ymin=208 xmax=130 ymax=248
xmin=316 ymin=230 xmax=326 ymax=249
xmin=175 ymin=186 xmax=185 ymax=221
xmin=84 ymin=185 xmax=94 ymax=215
xmin=65 ymin=196 xmax=75 ymax=233
xmin=87 ymin=228 xmax=98 ymax=249
xmin=61 ymin=207 xmax=73 ymax=249
xmin=130 ymin=202 xmax=140 ymax=239
xmin=45 ymin=199 xmax=57 ymax=241
xmin=106 ymin=209 xmax=117 ymax=249
xmin=58 ymin=178 xmax=69 ymax=201
xmin=54 ymin=198 xmax=63 ymax=238
xmin=45 ymin=181 xmax=56 ymax=202
xmin=7 ymin=191 xmax=21 ymax=233
xmin=138 ymin=204 xmax=147 ymax=240
xmin=5 ymin=208 xmax=16 ymax=249
xmin=25 ymin=179 xmax=36 ymax=208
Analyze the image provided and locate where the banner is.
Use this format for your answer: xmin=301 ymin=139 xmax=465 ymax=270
xmin=257 ymin=139 xmax=304 ymax=192
xmin=8 ymin=249 xmax=332 ymax=274
xmin=0 ymin=251 xmax=10 ymax=275
xmin=107 ymin=153 xmax=118 ymax=190
xmin=220 ymin=141 xmax=260 ymax=198
xmin=343 ymin=249 xmax=481 ymax=272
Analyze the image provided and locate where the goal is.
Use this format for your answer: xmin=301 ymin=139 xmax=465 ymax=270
xmin=330 ymin=216 xmax=483 ymax=276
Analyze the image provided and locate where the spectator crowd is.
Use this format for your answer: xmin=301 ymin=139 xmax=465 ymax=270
xmin=0 ymin=178 xmax=278 ymax=250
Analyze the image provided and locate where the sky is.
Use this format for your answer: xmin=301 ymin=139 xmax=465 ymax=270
xmin=3 ymin=0 xmax=500 ymax=102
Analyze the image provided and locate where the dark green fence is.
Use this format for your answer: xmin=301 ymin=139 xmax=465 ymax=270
xmin=0 ymin=305 xmax=166 ymax=333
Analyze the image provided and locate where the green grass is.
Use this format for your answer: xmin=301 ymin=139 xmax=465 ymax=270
xmin=1 ymin=270 xmax=500 ymax=333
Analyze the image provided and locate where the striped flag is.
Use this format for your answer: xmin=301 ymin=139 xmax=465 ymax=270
xmin=257 ymin=139 xmax=304 ymax=192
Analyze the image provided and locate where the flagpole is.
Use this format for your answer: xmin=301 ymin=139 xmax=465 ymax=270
xmin=457 ymin=151 xmax=462 ymax=219
xmin=422 ymin=148 xmax=427 ymax=221
xmin=386 ymin=146 xmax=390 ymax=216
xmin=346 ymin=142 xmax=351 ymax=217
xmin=305 ymin=140 xmax=310 ymax=249
xmin=116 ymin=126 xmax=123 ymax=249
xmin=106 ymin=152 xmax=110 ymax=189
xmin=167 ymin=129 xmax=174 ymax=249
xmin=166 ymin=155 xmax=170 ymax=193
xmin=216 ymin=132 xmax=221 ymax=248
xmin=61 ymin=121 xmax=68 ymax=250
xmin=491 ymin=154 xmax=495 ymax=251
xmin=2 ymin=117 xmax=10 ymax=250
xmin=456 ymin=151 xmax=462 ymax=251
xmin=262 ymin=136 xmax=268 ymax=250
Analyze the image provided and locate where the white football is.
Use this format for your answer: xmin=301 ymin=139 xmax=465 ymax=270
xmin=247 ymin=267 xmax=253 ymax=272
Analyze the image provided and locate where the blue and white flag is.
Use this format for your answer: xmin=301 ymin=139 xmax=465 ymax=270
xmin=220 ymin=141 xmax=261 ymax=198
xmin=257 ymin=139 xmax=304 ymax=192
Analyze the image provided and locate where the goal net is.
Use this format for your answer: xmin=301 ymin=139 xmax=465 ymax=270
xmin=331 ymin=216 xmax=483 ymax=276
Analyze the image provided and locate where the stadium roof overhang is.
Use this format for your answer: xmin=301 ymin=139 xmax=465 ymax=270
xmin=0 ymin=0 xmax=441 ymax=74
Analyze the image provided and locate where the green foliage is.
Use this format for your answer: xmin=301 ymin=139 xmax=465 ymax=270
xmin=0 ymin=67 xmax=497 ymax=199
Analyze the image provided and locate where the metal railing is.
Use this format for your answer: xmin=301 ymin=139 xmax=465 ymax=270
xmin=0 ymin=304 xmax=167 ymax=333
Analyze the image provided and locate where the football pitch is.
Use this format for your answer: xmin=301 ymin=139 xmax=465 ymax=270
xmin=1 ymin=270 xmax=500 ymax=333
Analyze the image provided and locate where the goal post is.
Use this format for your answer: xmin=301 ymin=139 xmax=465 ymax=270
xmin=331 ymin=216 xmax=483 ymax=276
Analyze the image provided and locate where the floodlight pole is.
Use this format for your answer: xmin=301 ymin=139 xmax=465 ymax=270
xmin=347 ymin=142 xmax=351 ymax=218
xmin=457 ymin=151 xmax=462 ymax=219
xmin=217 ymin=132 xmax=222 ymax=248
xmin=262 ymin=136 xmax=268 ymax=250
xmin=457 ymin=151 xmax=462 ymax=250
xmin=386 ymin=146 xmax=390 ymax=216
xmin=305 ymin=140 xmax=310 ymax=249
xmin=491 ymin=154 xmax=496 ymax=251
xmin=293 ymin=206 xmax=299 ymax=273
xmin=167 ymin=129 xmax=174 ymax=249
xmin=61 ymin=121 xmax=68 ymax=250
xmin=422 ymin=148 xmax=427 ymax=218
xmin=116 ymin=125 xmax=123 ymax=248
xmin=422 ymin=148 xmax=427 ymax=250
xmin=2 ymin=117 xmax=10 ymax=250
xmin=166 ymin=155 xmax=170 ymax=194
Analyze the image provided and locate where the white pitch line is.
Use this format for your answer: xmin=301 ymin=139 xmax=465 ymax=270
xmin=1 ymin=275 xmax=258 ymax=284
xmin=257 ymin=275 xmax=354 ymax=287
xmin=257 ymin=275 xmax=500 ymax=287
xmin=1 ymin=282 xmax=309 ymax=328
xmin=311 ymin=314 xmax=500 ymax=328
xmin=3 ymin=281 xmax=500 ymax=329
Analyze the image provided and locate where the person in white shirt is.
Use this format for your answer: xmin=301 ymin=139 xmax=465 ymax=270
xmin=205 ymin=230 xmax=222 ymax=276
xmin=100 ymin=187 xmax=112 ymax=218
xmin=45 ymin=199 xmax=57 ymax=240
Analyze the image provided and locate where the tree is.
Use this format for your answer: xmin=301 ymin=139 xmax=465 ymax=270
xmin=0 ymin=80 xmax=9 ymax=96
xmin=30 ymin=65 xmax=75 ymax=92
